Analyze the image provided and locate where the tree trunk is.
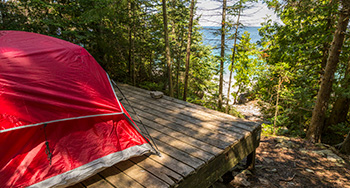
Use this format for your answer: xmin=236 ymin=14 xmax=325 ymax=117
xmin=326 ymin=59 xmax=350 ymax=128
xmin=162 ymin=0 xmax=173 ymax=97
xmin=320 ymin=0 xmax=337 ymax=73
xmin=218 ymin=0 xmax=226 ymax=110
xmin=183 ymin=0 xmax=195 ymax=101
xmin=273 ymin=77 xmax=282 ymax=134
xmin=225 ymin=0 xmax=242 ymax=113
xmin=306 ymin=0 xmax=350 ymax=143
xmin=340 ymin=131 xmax=350 ymax=154
xmin=128 ymin=2 xmax=133 ymax=83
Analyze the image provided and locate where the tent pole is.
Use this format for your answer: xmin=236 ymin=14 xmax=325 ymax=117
xmin=112 ymin=80 xmax=161 ymax=157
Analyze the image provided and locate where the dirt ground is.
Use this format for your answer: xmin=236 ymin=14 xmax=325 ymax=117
xmin=212 ymin=101 xmax=350 ymax=188
xmin=212 ymin=136 xmax=350 ymax=188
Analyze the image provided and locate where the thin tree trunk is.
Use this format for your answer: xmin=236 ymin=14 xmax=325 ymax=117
xmin=218 ymin=0 xmax=226 ymax=110
xmin=234 ymin=84 xmax=241 ymax=104
xmin=320 ymin=0 xmax=337 ymax=73
xmin=326 ymin=59 xmax=350 ymax=128
xmin=128 ymin=2 xmax=132 ymax=82
xmin=162 ymin=0 xmax=173 ymax=97
xmin=274 ymin=77 xmax=282 ymax=134
xmin=225 ymin=0 xmax=242 ymax=113
xmin=183 ymin=0 xmax=195 ymax=101
xmin=306 ymin=1 xmax=350 ymax=143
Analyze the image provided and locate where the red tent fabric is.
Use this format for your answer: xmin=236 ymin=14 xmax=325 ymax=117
xmin=0 ymin=31 xmax=151 ymax=187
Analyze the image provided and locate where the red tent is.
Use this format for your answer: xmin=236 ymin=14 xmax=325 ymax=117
xmin=0 ymin=31 xmax=152 ymax=187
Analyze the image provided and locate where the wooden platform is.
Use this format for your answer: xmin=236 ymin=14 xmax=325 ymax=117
xmin=69 ymin=84 xmax=261 ymax=188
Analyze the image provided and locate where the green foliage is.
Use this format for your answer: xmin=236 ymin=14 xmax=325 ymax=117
xmin=256 ymin=0 xmax=350 ymax=141
xmin=229 ymin=31 xmax=262 ymax=103
xmin=1 ymin=0 xmax=223 ymax=116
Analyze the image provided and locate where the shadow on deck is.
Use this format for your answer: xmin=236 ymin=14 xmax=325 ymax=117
xmin=69 ymin=84 xmax=261 ymax=188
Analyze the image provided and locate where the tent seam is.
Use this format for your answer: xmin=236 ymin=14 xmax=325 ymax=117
xmin=0 ymin=112 xmax=124 ymax=134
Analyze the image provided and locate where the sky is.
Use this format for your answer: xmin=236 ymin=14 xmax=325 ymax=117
xmin=196 ymin=0 xmax=282 ymax=27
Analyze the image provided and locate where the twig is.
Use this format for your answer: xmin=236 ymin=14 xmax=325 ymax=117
xmin=279 ymin=173 xmax=296 ymax=182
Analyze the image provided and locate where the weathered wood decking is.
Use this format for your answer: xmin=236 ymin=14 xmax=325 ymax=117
xmin=69 ymin=84 xmax=261 ymax=188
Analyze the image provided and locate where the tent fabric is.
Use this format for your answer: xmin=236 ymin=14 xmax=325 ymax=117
xmin=0 ymin=31 xmax=151 ymax=187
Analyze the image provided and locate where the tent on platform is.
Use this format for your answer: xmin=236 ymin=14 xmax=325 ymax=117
xmin=0 ymin=31 xmax=156 ymax=187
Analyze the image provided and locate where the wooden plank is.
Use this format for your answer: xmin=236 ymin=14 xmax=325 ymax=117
xmin=131 ymin=117 xmax=217 ymax=162
xmin=144 ymin=125 xmax=215 ymax=161
xmin=121 ymin=89 xmax=251 ymax=137
xmin=138 ymin=117 xmax=223 ymax=155
xmin=99 ymin=166 xmax=144 ymax=188
xmin=147 ymin=152 xmax=195 ymax=177
xmin=123 ymin=101 xmax=242 ymax=144
xmin=119 ymin=84 xmax=260 ymax=130
xmin=124 ymin=105 xmax=236 ymax=150
xmin=113 ymin=84 xmax=262 ymax=187
xmin=151 ymin=138 xmax=206 ymax=169
xmin=67 ymin=183 xmax=85 ymax=188
xmin=130 ymin=155 xmax=183 ymax=185
xmin=177 ymin=127 xmax=261 ymax=188
xmin=132 ymin=123 xmax=205 ymax=171
xmin=81 ymin=174 xmax=114 ymax=188
xmin=115 ymin=160 xmax=169 ymax=188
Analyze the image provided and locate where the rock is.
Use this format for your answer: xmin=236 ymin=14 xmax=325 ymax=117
xmin=315 ymin=143 xmax=327 ymax=149
xmin=305 ymin=169 xmax=314 ymax=173
xmin=270 ymin=168 xmax=277 ymax=172
xmin=238 ymin=93 xmax=249 ymax=104
xmin=275 ymin=139 xmax=298 ymax=149
xmin=150 ymin=91 xmax=163 ymax=99
xmin=312 ymin=149 xmax=345 ymax=164
xmin=286 ymin=182 xmax=295 ymax=186
xmin=263 ymin=157 xmax=273 ymax=164
xmin=241 ymin=169 xmax=253 ymax=176
xmin=274 ymin=137 xmax=285 ymax=143
xmin=327 ymin=153 xmax=345 ymax=164
xmin=230 ymin=176 xmax=251 ymax=187
xmin=258 ymin=178 xmax=270 ymax=185
xmin=312 ymin=149 xmax=332 ymax=157
xmin=299 ymin=148 xmax=309 ymax=154
xmin=230 ymin=170 xmax=251 ymax=187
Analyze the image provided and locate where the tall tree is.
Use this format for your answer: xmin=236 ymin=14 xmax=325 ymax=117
xmin=306 ymin=0 xmax=350 ymax=143
xmin=162 ymin=0 xmax=174 ymax=97
xmin=128 ymin=1 xmax=136 ymax=85
xmin=218 ymin=0 xmax=227 ymax=110
xmin=225 ymin=0 xmax=242 ymax=113
xmin=183 ymin=0 xmax=195 ymax=101
xmin=326 ymin=59 xmax=350 ymax=130
xmin=257 ymin=0 xmax=340 ymax=134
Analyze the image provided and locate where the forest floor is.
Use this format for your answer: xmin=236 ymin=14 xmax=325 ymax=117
xmin=212 ymin=101 xmax=350 ymax=188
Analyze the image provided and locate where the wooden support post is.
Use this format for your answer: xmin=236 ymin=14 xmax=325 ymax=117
xmin=245 ymin=150 xmax=256 ymax=173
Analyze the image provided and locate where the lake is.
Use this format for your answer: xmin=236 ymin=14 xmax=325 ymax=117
xmin=200 ymin=26 xmax=261 ymax=100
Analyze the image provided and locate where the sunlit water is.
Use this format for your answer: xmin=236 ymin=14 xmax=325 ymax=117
xmin=200 ymin=26 xmax=261 ymax=101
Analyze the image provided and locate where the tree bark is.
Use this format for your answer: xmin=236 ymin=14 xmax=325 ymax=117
xmin=162 ymin=0 xmax=174 ymax=97
xmin=320 ymin=0 xmax=337 ymax=73
xmin=218 ymin=0 xmax=226 ymax=110
xmin=183 ymin=0 xmax=195 ymax=101
xmin=326 ymin=59 xmax=350 ymax=128
xmin=306 ymin=0 xmax=350 ymax=143
xmin=128 ymin=2 xmax=133 ymax=83
xmin=273 ymin=77 xmax=282 ymax=134
xmin=340 ymin=131 xmax=350 ymax=154
xmin=225 ymin=0 xmax=242 ymax=113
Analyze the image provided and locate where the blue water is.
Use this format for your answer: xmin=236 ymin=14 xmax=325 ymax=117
xmin=200 ymin=26 xmax=261 ymax=98
xmin=200 ymin=26 xmax=261 ymax=56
